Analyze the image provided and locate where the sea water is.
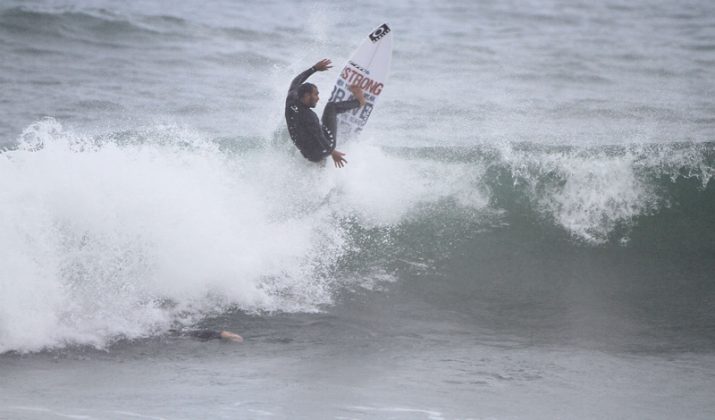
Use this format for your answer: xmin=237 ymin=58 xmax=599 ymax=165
xmin=1 ymin=0 xmax=714 ymax=418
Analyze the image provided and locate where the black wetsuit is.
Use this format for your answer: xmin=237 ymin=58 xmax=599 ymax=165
xmin=285 ymin=67 xmax=361 ymax=162
xmin=188 ymin=330 xmax=223 ymax=340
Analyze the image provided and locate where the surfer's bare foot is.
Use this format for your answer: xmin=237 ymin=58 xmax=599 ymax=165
xmin=349 ymin=84 xmax=367 ymax=107
xmin=219 ymin=330 xmax=244 ymax=342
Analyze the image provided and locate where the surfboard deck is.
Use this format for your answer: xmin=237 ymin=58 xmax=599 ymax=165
xmin=327 ymin=23 xmax=393 ymax=142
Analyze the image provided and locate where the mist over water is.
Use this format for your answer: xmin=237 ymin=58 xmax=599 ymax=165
xmin=0 ymin=117 xmax=494 ymax=352
xmin=1 ymin=0 xmax=715 ymax=418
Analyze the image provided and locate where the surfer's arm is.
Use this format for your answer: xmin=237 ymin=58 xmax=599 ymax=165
xmin=287 ymin=59 xmax=333 ymax=94
xmin=288 ymin=67 xmax=317 ymax=94
xmin=188 ymin=329 xmax=243 ymax=342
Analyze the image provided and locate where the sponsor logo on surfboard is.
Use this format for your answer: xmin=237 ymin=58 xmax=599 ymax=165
xmin=369 ymin=24 xmax=390 ymax=43
xmin=340 ymin=67 xmax=384 ymax=96
xmin=349 ymin=61 xmax=370 ymax=75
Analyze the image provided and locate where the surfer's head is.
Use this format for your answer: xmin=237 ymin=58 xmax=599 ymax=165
xmin=298 ymin=83 xmax=319 ymax=108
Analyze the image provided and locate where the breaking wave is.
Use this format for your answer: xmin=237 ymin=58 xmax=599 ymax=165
xmin=0 ymin=118 xmax=712 ymax=352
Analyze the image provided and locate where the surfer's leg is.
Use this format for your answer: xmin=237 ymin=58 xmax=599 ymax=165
xmin=321 ymin=100 xmax=361 ymax=144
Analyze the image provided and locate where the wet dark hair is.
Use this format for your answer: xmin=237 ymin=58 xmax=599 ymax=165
xmin=298 ymin=83 xmax=317 ymax=99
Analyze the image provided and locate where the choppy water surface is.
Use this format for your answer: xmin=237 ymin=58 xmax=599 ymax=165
xmin=1 ymin=0 xmax=714 ymax=418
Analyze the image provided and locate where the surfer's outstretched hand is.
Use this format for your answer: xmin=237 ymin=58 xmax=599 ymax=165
xmin=331 ymin=150 xmax=347 ymax=168
xmin=348 ymin=84 xmax=367 ymax=107
xmin=314 ymin=59 xmax=333 ymax=71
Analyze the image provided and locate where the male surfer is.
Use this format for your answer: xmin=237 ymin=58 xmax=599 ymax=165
xmin=171 ymin=329 xmax=244 ymax=342
xmin=285 ymin=59 xmax=366 ymax=168
xmin=189 ymin=329 xmax=243 ymax=342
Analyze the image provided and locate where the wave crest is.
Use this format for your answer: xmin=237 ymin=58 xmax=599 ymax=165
xmin=1 ymin=119 xmax=712 ymax=353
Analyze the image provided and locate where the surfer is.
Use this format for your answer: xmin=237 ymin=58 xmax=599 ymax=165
xmin=285 ymin=59 xmax=366 ymax=168
xmin=171 ymin=329 xmax=244 ymax=342
xmin=190 ymin=329 xmax=243 ymax=342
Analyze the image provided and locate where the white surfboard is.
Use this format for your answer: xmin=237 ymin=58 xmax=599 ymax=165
xmin=327 ymin=23 xmax=393 ymax=141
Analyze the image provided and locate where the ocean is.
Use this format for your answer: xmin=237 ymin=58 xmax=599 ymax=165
xmin=1 ymin=0 xmax=714 ymax=418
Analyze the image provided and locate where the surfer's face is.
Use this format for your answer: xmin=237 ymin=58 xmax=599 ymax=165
xmin=307 ymin=87 xmax=319 ymax=108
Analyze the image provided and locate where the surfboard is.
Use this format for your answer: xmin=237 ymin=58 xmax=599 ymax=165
xmin=327 ymin=23 xmax=393 ymax=141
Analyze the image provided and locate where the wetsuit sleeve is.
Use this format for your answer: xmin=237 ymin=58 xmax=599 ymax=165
xmin=287 ymin=67 xmax=316 ymax=96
